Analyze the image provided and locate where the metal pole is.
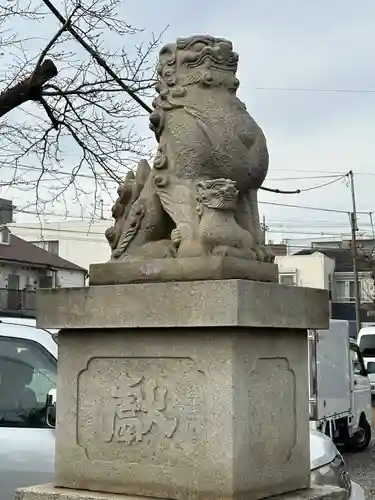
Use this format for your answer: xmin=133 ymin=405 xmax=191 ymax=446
xmin=100 ymin=199 xmax=104 ymax=220
xmin=349 ymin=170 xmax=361 ymax=334
xmin=262 ymin=215 xmax=266 ymax=245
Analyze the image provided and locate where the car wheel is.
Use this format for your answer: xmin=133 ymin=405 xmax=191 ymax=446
xmin=349 ymin=418 xmax=371 ymax=452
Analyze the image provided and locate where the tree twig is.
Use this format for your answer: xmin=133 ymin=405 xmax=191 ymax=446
xmin=29 ymin=7 xmax=78 ymax=85
xmin=41 ymin=0 xmax=153 ymax=113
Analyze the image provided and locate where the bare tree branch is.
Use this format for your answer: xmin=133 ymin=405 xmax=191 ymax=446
xmin=0 ymin=0 xmax=164 ymax=220
xmin=0 ymin=59 xmax=57 ymax=117
xmin=40 ymin=0 xmax=153 ymax=113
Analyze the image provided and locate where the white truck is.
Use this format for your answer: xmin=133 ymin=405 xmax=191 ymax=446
xmin=309 ymin=319 xmax=372 ymax=452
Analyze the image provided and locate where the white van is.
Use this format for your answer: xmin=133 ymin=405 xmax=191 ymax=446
xmin=358 ymin=326 xmax=375 ymax=353
xmin=357 ymin=326 xmax=375 ymax=395
xmin=309 ymin=320 xmax=372 ymax=451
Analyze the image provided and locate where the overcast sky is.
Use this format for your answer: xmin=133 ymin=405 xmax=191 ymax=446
xmin=125 ymin=0 xmax=375 ymax=245
xmin=4 ymin=0 xmax=375 ymax=245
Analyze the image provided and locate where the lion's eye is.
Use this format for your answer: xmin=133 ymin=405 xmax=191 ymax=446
xmin=191 ymin=42 xmax=207 ymax=52
xmin=160 ymin=47 xmax=170 ymax=56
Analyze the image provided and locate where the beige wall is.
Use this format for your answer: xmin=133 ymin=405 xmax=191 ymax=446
xmin=275 ymin=252 xmax=335 ymax=290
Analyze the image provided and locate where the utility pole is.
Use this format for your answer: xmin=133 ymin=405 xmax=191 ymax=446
xmin=100 ymin=199 xmax=104 ymax=220
xmin=262 ymin=215 xmax=267 ymax=245
xmin=349 ymin=170 xmax=361 ymax=335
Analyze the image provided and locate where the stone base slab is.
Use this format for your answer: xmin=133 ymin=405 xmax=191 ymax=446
xmin=15 ymin=484 xmax=348 ymax=500
xmin=36 ymin=279 xmax=329 ymax=330
xmin=88 ymin=257 xmax=278 ymax=286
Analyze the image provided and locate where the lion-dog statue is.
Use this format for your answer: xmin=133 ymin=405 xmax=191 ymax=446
xmin=105 ymin=35 xmax=274 ymax=264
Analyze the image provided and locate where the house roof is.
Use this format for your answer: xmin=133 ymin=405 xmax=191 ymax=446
xmin=294 ymin=248 xmax=372 ymax=273
xmin=0 ymin=233 xmax=87 ymax=272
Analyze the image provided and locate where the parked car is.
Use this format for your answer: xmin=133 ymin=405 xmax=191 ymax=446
xmin=364 ymin=360 xmax=375 ymax=397
xmin=358 ymin=326 xmax=375 ymax=356
xmin=0 ymin=321 xmax=56 ymax=500
xmin=0 ymin=321 xmax=366 ymax=500
xmin=357 ymin=326 xmax=375 ymax=397
xmin=310 ymin=429 xmax=365 ymax=500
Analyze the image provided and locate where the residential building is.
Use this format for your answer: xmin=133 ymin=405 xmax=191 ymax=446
xmin=276 ymin=248 xmax=375 ymax=329
xmin=8 ymin=219 xmax=110 ymax=270
xmin=0 ymin=226 xmax=87 ymax=318
xmin=283 ymin=237 xmax=375 ymax=256
xmin=266 ymin=242 xmax=288 ymax=257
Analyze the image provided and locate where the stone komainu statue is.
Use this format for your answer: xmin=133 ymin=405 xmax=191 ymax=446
xmin=105 ymin=35 xmax=274 ymax=263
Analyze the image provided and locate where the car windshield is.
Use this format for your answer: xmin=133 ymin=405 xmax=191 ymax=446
xmin=359 ymin=335 xmax=375 ymax=357
xmin=0 ymin=337 xmax=57 ymax=427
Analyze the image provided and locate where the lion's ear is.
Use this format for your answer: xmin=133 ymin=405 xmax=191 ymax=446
xmin=135 ymin=159 xmax=151 ymax=191
xmin=121 ymin=170 xmax=135 ymax=193
xmin=124 ymin=170 xmax=135 ymax=182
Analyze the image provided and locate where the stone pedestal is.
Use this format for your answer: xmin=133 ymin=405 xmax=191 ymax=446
xmin=88 ymin=257 xmax=279 ymax=286
xmin=36 ymin=280 xmax=329 ymax=500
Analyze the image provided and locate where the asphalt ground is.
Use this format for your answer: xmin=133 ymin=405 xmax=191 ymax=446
xmin=344 ymin=405 xmax=375 ymax=498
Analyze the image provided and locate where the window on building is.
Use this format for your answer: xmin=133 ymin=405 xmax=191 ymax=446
xmin=0 ymin=336 xmax=57 ymax=428
xmin=349 ymin=280 xmax=356 ymax=300
xmin=279 ymin=273 xmax=297 ymax=286
xmin=334 ymin=280 xmax=356 ymax=302
xmin=39 ymin=276 xmax=53 ymax=289
xmin=0 ymin=228 xmax=10 ymax=245
xmin=31 ymin=240 xmax=59 ymax=255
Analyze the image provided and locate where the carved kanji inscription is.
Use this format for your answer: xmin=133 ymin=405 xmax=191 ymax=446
xmin=106 ymin=374 xmax=178 ymax=444
xmin=77 ymin=357 xmax=206 ymax=466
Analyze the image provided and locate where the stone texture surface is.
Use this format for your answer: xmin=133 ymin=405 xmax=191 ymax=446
xmin=15 ymin=484 xmax=348 ymax=500
xmin=53 ymin=323 xmax=310 ymax=500
xmin=104 ymin=35 xmax=275 ymax=268
xmin=37 ymin=279 xmax=329 ymax=330
xmin=89 ymin=257 xmax=278 ymax=286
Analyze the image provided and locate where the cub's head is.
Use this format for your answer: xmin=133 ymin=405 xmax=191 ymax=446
xmin=196 ymin=178 xmax=238 ymax=212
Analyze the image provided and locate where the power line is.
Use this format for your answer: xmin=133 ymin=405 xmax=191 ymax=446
xmin=270 ymin=167 xmax=375 ymax=177
xmin=296 ymin=175 xmax=347 ymax=192
xmin=15 ymin=207 xmax=111 ymax=220
xmin=12 ymin=201 xmax=369 ymax=223
xmin=0 ymin=161 xmax=120 ymax=183
xmin=8 ymin=221 xmax=367 ymax=238
xmin=273 ymin=243 xmax=366 ymax=251
xmin=256 ymin=86 xmax=375 ymax=94
xmin=267 ymin=223 xmax=353 ymax=227
xmin=9 ymin=224 xmax=105 ymax=236
xmin=267 ymin=174 xmax=345 ymax=181
xmin=260 ymin=174 xmax=347 ymax=195
xmin=259 ymin=200 xmax=351 ymax=214
xmin=267 ymin=230 xmax=353 ymax=236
